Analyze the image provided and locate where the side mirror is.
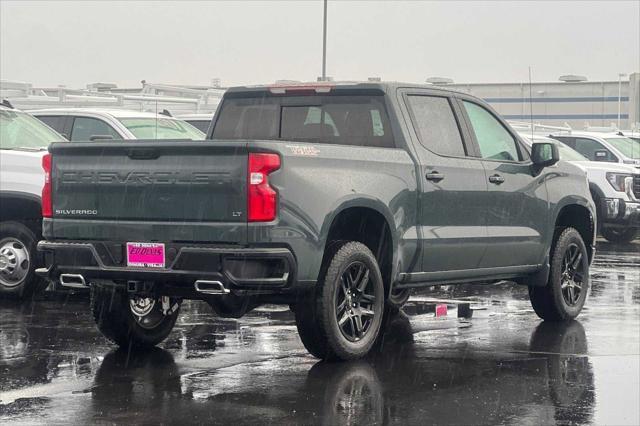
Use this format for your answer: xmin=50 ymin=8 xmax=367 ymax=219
xmin=531 ymin=142 xmax=559 ymax=168
xmin=594 ymin=150 xmax=609 ymax=161
xmin=89 ymin=135 xmax=115 ymax=141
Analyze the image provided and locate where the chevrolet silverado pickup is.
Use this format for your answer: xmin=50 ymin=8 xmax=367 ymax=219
xmin=37 ymin=82 xmax=596 ymax=360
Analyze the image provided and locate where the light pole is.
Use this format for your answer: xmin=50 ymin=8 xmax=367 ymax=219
xmin=618 ymin=73 xmax=626 ymax=129
xmin=321 ymin=0 xmax=328 ymax=81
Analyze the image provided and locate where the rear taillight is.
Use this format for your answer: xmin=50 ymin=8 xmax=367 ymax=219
xmin=42 ymin=153 xmax=52 ymax=218
xmin=248 ymin=153 xmax=280 ymax=222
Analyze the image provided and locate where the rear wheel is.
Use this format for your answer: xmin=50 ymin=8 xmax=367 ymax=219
xmin=0 ymin=221 xmax=47 ymax=299
xmin=295 ymin=241 xmax=385 ymax=361
xmin=91 ymin=283 xmax=180 ymax=348
xmin=529 ymin=227 xmax=589 ymax=321
xmin=601 ymin=227 xmax=637 ymax=244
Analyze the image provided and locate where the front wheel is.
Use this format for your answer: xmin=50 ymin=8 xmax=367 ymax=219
xmin=601 ymin=227 xmax=637 ymax=244
xmin=295 ymin=241 xmax=385 ymax=361
xmin=529 ymin=227 xmax=590 ymax=321
xmin=90 ymin=284 xmax=180 ymax=348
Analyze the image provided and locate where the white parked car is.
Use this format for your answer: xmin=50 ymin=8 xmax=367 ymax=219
xmin=519 ymin=133 xmax=640 ymax=243
xmin=30 ymin=108 xmax=205 ymax=141
xmin=0 ymin=103 xmax=67 ymax=298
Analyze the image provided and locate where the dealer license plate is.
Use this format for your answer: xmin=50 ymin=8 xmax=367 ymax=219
xmin=126 ymin=242 xmax=165 ymax=268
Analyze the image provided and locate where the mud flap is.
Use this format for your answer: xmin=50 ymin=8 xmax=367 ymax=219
xmin=515 ymin=255 xmax=550 ymax=287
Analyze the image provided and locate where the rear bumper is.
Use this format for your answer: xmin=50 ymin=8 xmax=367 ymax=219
xmin=36 ymin=240 xmax=298 ymax=296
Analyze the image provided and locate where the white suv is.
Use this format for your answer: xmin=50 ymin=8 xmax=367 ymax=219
xmin=550 ymin=131 xmax=640 ymax=169
xmin=519 ymin=133 xmax=640 ymax=243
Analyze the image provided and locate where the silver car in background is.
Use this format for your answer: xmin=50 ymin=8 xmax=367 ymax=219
xmin=29 ymin=108 xmax=205 ymax=141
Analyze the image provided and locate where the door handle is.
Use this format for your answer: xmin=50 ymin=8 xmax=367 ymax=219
xmin=426 ymin=171 xmax=445 ymax=182
xmin=488 ymin=174 xmax=505 ymax=184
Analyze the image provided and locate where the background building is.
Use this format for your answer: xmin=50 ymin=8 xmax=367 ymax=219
xmin=0 ymin=80 xmax=224 ymax=114
xmin=3 ymin=73 xmax=639 ymax=131
xmin=445 ymin=72 xmax=639 ymax=130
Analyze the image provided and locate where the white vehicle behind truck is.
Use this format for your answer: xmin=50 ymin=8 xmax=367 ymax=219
xmin=550 ymin=131 xmax=640 ymax=169
xmin=30 ymin=108 xmax=205 ymax=141
xmin=517 ymin=131 xmax=640 ymax=243
xmin=0 ymin=103 xmax=67 ymax=298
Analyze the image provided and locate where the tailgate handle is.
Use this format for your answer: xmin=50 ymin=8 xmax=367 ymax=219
xmin=127 ymin=148 xmax=159 ymax=160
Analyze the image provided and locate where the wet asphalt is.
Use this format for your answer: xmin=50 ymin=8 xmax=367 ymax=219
xmin=0 ymin=240 xmax=638 ymax=425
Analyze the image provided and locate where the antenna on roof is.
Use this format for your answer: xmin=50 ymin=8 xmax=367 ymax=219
xmin=160 ymin=109 xmax=172 ymax=117
xmin=155 ymin=100 xmax=158 ymax=139
xmin=528 ymin=67 xmax=534 ymax=140
xmin=1 ymin=99 xmax=14 ymax=109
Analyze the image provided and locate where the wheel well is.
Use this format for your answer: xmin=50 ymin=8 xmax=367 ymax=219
xmin=588 ymin=185 xmax=602 ymax=228
xmin=0 ymin=196 xmax=42 ymax=237
xmin=555 ymin=204 xmax=595 ymax=261
xmin=322 ymin=207 xmax=393 ymax=294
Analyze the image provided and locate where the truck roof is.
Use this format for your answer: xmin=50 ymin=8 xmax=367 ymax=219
xmin=176 ymin=113 xmax=214 ymax=120
xmin=550 ymin=130 xmax=630 ymax=139
xmin=225 ymin=81 xmax=467 ymax=96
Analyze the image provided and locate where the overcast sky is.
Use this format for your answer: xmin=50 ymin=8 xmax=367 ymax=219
xmin=1 ymin=1 xmax=638 ymax=89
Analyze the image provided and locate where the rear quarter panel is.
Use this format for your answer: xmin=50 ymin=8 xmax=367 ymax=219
xmin=247 ymin=140 xmax=418 ymax=284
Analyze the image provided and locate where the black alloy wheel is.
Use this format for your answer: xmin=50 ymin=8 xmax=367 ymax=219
xmin=335 ymin=261 xmax=377 ymax=342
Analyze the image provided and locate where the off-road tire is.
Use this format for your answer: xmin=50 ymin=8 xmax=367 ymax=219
xmin=529 ymin=227 xmax=589 ymax=321
xmin=601 ymin=227 xmax=637 ymax=244
xmin=295 ymin=241 xmax=385 ymax=361
xmin=0 ymin=221 xmax=47 ymax=299
xmin=90 ymin=283 xmax=180 ymax=348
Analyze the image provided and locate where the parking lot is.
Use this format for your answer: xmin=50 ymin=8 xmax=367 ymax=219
xmin=0 ymin=239 xmax=637 ymax=425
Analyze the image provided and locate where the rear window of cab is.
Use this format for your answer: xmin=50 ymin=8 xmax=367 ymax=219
xmin=211 ymin=94 xmax=395 ymax=148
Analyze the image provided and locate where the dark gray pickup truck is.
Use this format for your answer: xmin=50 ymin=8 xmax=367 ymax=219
xmin=38 ymin=82 xmax=596 ymax=360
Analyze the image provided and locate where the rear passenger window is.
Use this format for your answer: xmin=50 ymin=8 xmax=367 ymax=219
xmin=463 ymin=101 xmax=521 ymax=161
xmin=71 ymin=117 xmax=122 ymax=141
xmin=407 ymin=95 xmax=466 ymax=157
xmin=551 ymin=136 xmax=576 ymax=149
xmin=36 ymin=116 xmax=66 ymax=135
xmin=573 ymin=137 xmax=617 ymax=162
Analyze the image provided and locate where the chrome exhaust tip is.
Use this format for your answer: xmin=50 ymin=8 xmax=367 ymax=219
xmin=59 ymin=273 xmax=87 ymax=288
xmin=194 ymin=280 xmax=230 ymax=295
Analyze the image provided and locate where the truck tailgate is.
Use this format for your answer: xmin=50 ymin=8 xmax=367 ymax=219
xmin=48 ymin=141 xmax=248 ymax=242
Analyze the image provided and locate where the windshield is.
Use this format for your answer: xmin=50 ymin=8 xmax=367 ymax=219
xmin=0 ymin=109 xmax=65 ymax=149
xmin=604 ymin=137 xmax=640 ymax=159
xmin=118 ymin=118 xmax=205 ymax=140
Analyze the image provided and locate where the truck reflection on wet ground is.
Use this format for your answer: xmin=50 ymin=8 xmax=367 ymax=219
xmin=0 ymin=241 xmax=638 ymax=425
